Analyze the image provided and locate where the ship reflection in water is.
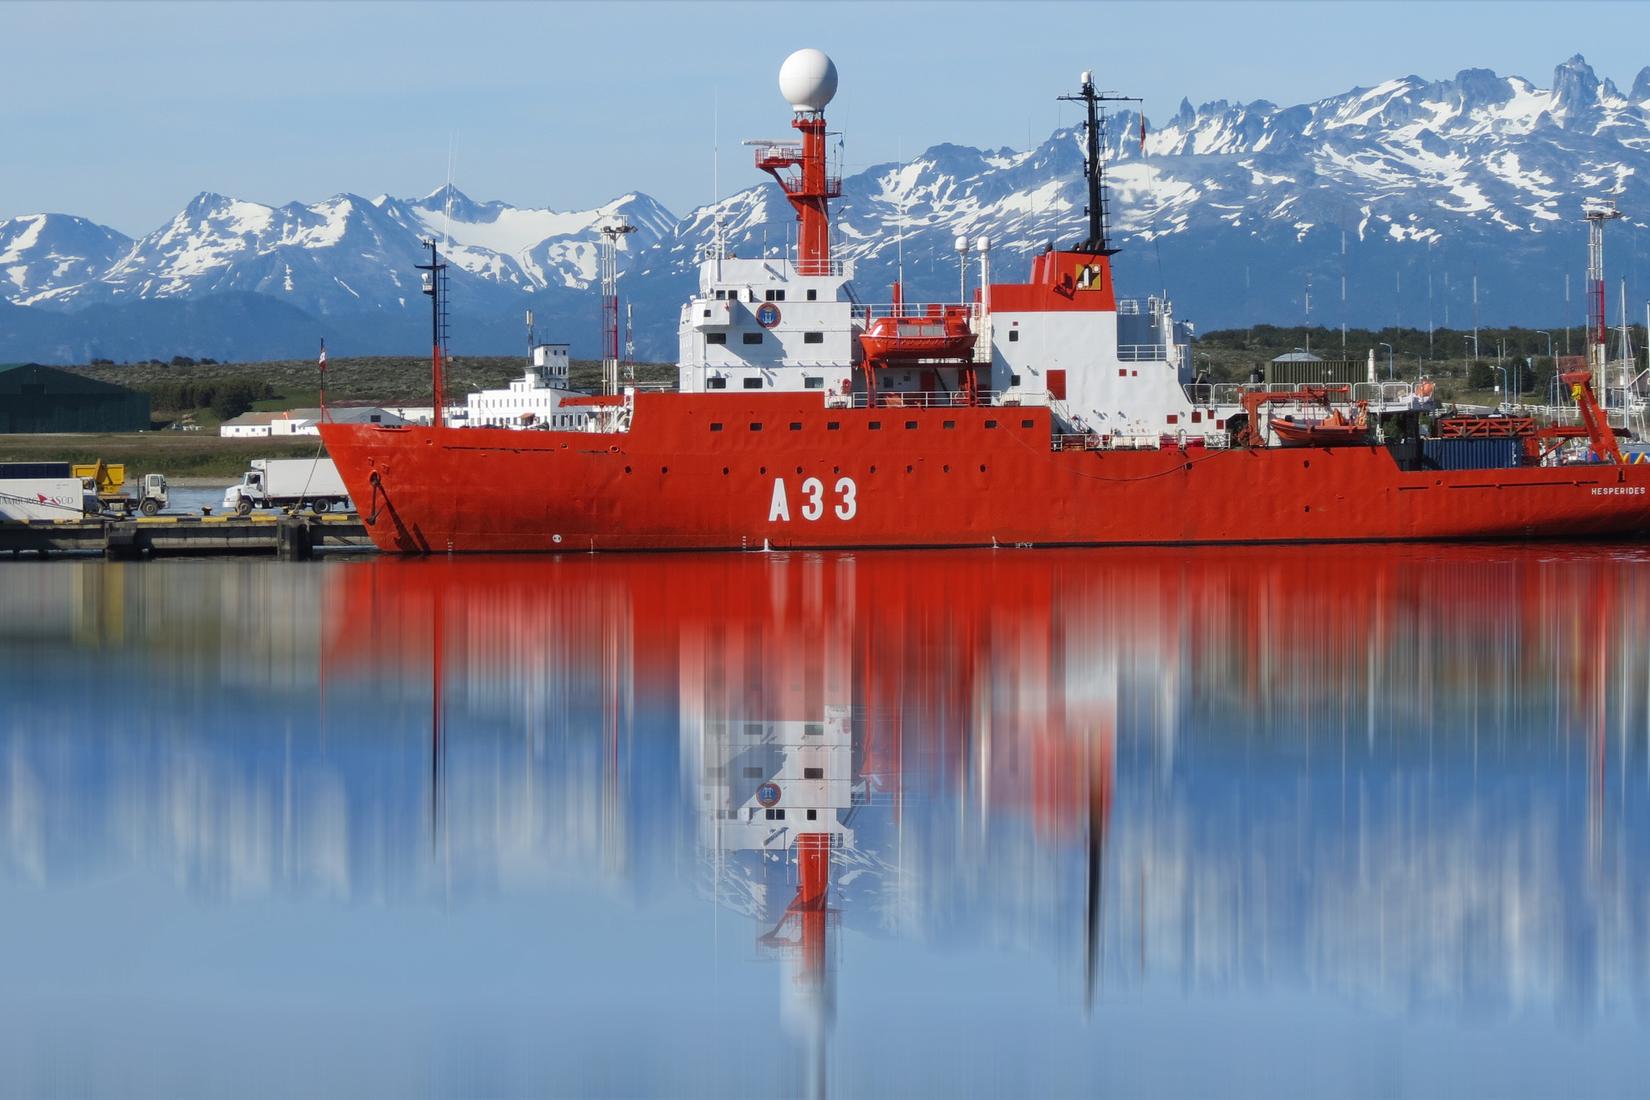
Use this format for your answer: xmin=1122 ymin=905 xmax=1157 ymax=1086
xmin=1 ymin=546 xmax=1648 ymax=1097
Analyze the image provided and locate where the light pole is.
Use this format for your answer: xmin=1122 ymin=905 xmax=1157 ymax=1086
xmin=1492 ymin=364 xmax=1509 ymax=413
xmin=1536 ymin=329 xmax=1553 ymax=360
xmin=1378 ymin=341 xmax=1394 ymax=381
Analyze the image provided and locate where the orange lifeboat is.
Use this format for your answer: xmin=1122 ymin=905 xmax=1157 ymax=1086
xmin=859 ymin=308 xmax=976 ymax=361
xmin=1269 ymin=407 xmax=1370 ymax=447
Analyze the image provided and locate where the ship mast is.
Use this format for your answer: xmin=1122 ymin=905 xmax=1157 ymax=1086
xmin=416 ymin=239 xmax=448 ymax=428
xmin=1058 ymin=72 xmax=1139 ymax=255
xmin=752 ymin=49 xmax=841 ymax=276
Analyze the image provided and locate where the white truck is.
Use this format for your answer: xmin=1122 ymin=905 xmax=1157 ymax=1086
xmin=224 ymin=457 xmax=351 ymax=516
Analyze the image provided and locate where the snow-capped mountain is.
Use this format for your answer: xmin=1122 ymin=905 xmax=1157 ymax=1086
xmin=8 ymin=187 xmax=675 ymax=319
xmin=0 ymin=214 xmax=131 ymax=300
xmin=618 ymin=53 xmax=1650 ymax=357
xmin=6 ymin=54 xmax=1650 ymax=363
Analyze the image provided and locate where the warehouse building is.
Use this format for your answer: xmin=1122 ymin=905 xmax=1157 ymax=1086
xmin=0 ymin=365 xmax=150 ymax=433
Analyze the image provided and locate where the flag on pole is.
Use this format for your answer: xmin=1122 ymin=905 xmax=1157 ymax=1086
xmin=1139 ymin=114 xmax=1147 ymax=155
xmin=318 ymin=338 xmax=327 ymax=373
xmin=318 ymin=338 xmax=328 ymax=417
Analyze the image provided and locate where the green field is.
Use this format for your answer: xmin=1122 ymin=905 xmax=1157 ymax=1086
xmin=0 ymin=432 xmax=327 ymax=478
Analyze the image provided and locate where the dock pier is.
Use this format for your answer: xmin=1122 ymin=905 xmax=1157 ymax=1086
xmin=1 ymin=513 xmax=373 ymax=560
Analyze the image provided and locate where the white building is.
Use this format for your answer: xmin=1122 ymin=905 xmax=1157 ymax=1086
xmin=464 ymin=344 xmax=593 ymax=430
xmin=218 ymin=411 xmax=279 ymax=438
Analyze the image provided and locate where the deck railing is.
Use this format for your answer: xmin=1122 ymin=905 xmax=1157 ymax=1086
xmin=844 ymin=390 xmax=1052 ymax=410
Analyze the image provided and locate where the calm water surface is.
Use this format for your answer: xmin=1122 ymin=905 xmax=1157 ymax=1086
xmin=1 ymin=546 xmax=1647 ymax=1098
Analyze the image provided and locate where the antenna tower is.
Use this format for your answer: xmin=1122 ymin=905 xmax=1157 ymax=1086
xmin=1058 ymin=71 xmax=1139 ymax=254
xmin=600 ymin=223 xmax=636 ymax=396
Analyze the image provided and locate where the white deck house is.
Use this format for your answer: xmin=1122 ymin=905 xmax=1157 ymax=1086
xmin=463 ymin=344 xmax=592 ymax=429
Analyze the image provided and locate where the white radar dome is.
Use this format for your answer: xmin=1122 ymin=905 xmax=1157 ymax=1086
xmin=779 ymin=48 xmax=838 ymax=113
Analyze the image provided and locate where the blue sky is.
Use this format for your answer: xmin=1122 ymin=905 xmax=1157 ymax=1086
xmin=5 ymin=0 xmax=1649 ymax=235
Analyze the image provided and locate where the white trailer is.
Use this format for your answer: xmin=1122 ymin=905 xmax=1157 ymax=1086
xmin=223 ymin=457 xmax=351 ymax=516
xmin=0 ymin=478 xmax=93 ymax=521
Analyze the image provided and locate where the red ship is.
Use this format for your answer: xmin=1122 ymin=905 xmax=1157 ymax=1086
xmin=321 ymin=50 xmax=1650 ymax=553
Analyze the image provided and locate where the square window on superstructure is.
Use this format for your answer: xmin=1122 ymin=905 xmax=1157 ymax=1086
xmin=743 ymin=377 xmax=763 ymax=389
xmin=826 ymin=421 xmax=840 ymax=431
xmin=803 ymin=767 xmax=824 ymax=779
xmin=807 ymin=289 xmax=818 ymax=301
xmin=707 ymin=376 xmax=727 ymax=389
xmin=807 ymin=809 xmax=818 ymax=821
xmin=749 ymin=422 xmax=763 ymax=431
xmin=789 ymin=422 xmax=802 ymax=431
xmin=868 ymin=421 xmax=881 ymax=430
xmin=984 ymin=419 xmax=998 ymax=429
xmin=743 ymin=332 xmax=763 ymax=345
xmin=943 ymin=420 xmax=955 ymax=429
xmin=706 ymin=332 xmax=726 ymax=345
xmin=1009 ymin=330 xmax=1019 ymax=342
xmin=804 ymin=331 xmax=824 ymax=344
xmin=804 ymin=376 xmax=824 ymax=389
xmin=1010 ymin=374 xmax=1021 ymax=386
xmin=709 ymin=422 xmax=723 ymax=432
xmin=1021 ymin=419 xmax=1035 ymax=428
xmin=904 ymin=420 xmax=917 ymax=430
xmin=804 ymin=722 xmax=823 ymax=735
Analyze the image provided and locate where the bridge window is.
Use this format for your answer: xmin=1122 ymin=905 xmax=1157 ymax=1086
xmin=743 ymin=332 xmax=763 ymax=345
xmin=804 ymin=767 xmax=824 ymax=779
xmin=706 ymin=332 xmax=726 ymax=345
xmin=804 ymin=376 xmax=824 ymax=388
xmin=743 ymin=377 xmax=763 ymax=389
xmin=804 ymin=331 xmax=823 ymax=344
xmin=765 ymin=289 xmax=786 ymax=302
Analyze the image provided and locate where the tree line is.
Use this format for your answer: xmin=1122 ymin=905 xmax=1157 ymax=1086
xmin=139 ymin=379 xmax=275 ymax=419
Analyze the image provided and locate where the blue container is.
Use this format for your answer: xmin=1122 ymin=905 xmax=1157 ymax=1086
xmin=1420 ymin=437 xmax=1519 ymax=471
xmin=0 ymin=462 xmax=73 ymax=479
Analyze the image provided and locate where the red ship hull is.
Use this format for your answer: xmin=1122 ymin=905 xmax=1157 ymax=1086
xmin=321 ymin=393 xmax=1650 ymax=553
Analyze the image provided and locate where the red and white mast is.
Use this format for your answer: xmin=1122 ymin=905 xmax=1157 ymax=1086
xmin=753 ymin=49 xmax=841 ymax=275
xmin=1583 ymin=199 xmax=1622 ymax=383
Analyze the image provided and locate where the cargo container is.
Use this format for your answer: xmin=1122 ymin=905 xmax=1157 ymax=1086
xmin=0 ymin=477 xmax=92 ymax=521
xmin=1420 ymin=437 xmax=1521 ymax=472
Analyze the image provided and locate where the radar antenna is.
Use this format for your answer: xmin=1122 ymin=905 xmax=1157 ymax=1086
xmin=1058 ymin=71 xmax=1140 ymax=255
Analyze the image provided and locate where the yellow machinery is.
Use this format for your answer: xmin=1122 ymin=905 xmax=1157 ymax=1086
xmin=72 ymin=461 xmax=169 ymax=516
